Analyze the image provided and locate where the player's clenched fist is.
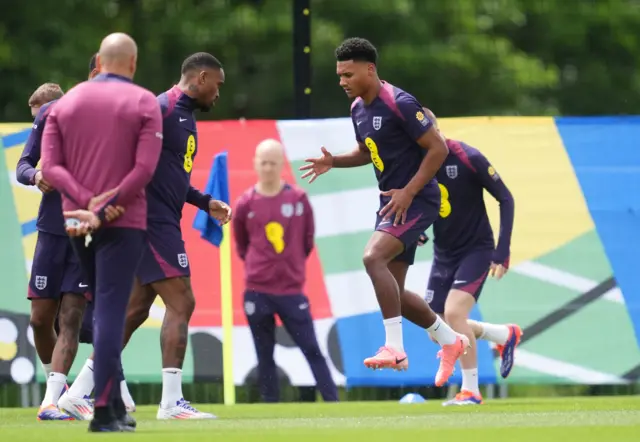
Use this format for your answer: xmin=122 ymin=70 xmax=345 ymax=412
xmin=299 ymin=146 xmax=333 ymax=183
xmin=34 ymin=171 xmax=53 ymax=193
xmin=209 ymin=199 xmax=232 ymax=225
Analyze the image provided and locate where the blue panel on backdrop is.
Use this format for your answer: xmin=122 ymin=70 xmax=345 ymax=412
xmin=555 ymin=116 xmax=640 ymax=345
xmin=336 ymin=307 xmax=497 ymax=387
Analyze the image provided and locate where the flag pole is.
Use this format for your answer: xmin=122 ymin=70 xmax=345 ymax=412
xmin=220 ymin=222 xmax=235 ymax=405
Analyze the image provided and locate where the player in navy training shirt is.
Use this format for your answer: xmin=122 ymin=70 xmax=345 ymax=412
xmin=16 ymin=82 xmax=86 ymax=421
xmin=43 ymin=33 xmax=163 ymax=432
xmin=412 ymin=109 xmax=520 ymax=405
xmin=300 ymin=38 xmax=468 ymax=386
xmin=58 ymin=53 xmax=137 ymax=421
xmin=118 ymin=52 xmax=230 ymax=420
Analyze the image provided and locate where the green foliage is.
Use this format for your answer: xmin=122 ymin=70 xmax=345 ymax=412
xmin=0 ymin=0 xmax=637 ymax=121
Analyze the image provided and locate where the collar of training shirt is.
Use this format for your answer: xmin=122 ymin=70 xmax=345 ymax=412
xmin=92 ymin=73 xmax=133 ymax=83
xmin=171 ymin=86 xmax=200 ymax=112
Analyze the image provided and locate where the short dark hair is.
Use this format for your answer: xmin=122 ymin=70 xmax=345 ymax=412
xmin=181 ymin=52 xmax=223 ymax=75
xmin=89 ymin=53 xmax=98 ymax=73
xmin=335 ymin=38 xmax=378 ymax=64
xmin=28 ymin=83 xmax=64 ymax=107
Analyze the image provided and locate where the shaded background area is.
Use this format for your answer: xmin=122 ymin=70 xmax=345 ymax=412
xmin=0 ymin=0 xmax=638 ymax=121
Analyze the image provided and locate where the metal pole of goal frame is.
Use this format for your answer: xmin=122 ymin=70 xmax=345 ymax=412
xmin=293 ymin=0 xmax=311 ymax=119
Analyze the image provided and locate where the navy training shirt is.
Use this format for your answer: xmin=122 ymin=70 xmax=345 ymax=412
xmin=16 ymin=100 xmax=66 ymax=236
xmin=351 ymin=81 xmax=441 ymax=207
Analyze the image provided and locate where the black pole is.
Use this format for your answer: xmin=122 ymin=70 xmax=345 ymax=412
xmin=293 ymin=0 xmax=311 ymax=119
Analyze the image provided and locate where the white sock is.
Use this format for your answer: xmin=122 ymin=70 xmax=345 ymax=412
xmin=475 ymin=321 xmax=510 ymax=345
xmin=426 ymin=315 xmax=458 ymax=345
xmin=120 ymin=380 xmax=135 ymax=407
xmin=383 ymin=316 xmax=404 ymax=351
xmin=160 ymin=368 xmax=184 ymax=408
xmin=41 ymin=372 xmax=67 ymax=407
xmin=461 ymin=368 xmax=480 ymax=395
xmin=68 ymin=358 xmax=94 ymax=399
xmin=42 ymin=362 xmax=52 ymax=377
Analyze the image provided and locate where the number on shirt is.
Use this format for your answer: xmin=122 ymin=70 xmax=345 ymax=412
xmin=184 ymin=134 xmax=196 ymax=173
xmin=439 ymin=183 xmax=451 ymax=218
xmin=364 ymin=137 xmax=384 ymax=172
xmin=265 ymin=221 xmax=285 ymax=254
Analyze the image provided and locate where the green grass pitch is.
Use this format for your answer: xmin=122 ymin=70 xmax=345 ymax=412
xmin=1 ymin=396 xmax=638 ymax=441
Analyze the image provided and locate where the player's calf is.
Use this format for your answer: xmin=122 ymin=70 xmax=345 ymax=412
xmin=51 ymin=294 xmax=86 ymax=374
xmin=155 ymin=277 xmax=213 ymax=418
xmin=122 ymin=279 xmax=156 ymax=348
xmin=443 ymin=290 xmax=480 ymax=397
xmin=29 ymin=299 xmax=59 ymax=370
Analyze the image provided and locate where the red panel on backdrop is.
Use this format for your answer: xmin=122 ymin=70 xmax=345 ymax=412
xmin=180 ymin=120 xmax=331 ymax=327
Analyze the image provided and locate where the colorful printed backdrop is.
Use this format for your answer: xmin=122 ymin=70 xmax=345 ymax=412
xmin=1 ymin=117 xmax=639 ymax=387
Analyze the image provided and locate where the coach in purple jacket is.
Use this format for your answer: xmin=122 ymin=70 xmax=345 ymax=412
xmin=233 ymin=139 xmax=338 ymax=403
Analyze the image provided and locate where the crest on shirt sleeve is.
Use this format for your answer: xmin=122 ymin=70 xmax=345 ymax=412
xmin=281 ymin=203 xmax=294 ymax=218
xmin=488 ymin=165 xmax=500 ymax=181
xmin=445 ymin=165 xmax=458 ymax=179
xmin=373 ymin=116 xmax=382 ymax=130
xmin=416 ymin=111 xmax=429 ymax=127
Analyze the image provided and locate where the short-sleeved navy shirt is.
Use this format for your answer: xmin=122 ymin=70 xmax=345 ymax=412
xmin=351 ymin=81 xmax=440 ymax=204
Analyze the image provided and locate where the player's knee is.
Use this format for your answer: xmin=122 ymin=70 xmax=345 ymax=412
xmin=169 ymin=289 xmax=195 ymax=318
xmin=126 ymin=303 xmax=150 ymax=329
xmin=444 ymin=304 xmax=467 ymax=326
xmin=58 ymin=305 xmax=84 ymax=333
xmin=300 ymin=342 xmax=323 ymax=359
xmin=29 ymin=309 xmax=54 ymax=332
xmin=362 ymin=249 xmax=385 ymax=272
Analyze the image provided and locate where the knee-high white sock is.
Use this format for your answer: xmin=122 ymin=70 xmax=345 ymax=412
xmin=426 ymin=315 xmax=457 ymax=345
xmin=473 ymin=321 xmax=509 ymax=345
xmin=41 ymin=372 xmax=66 ymax=407
xmin=67 ymin=358 xmax=94 ymax=398
xmin=383 ymin=316 xmax=404 ymax=351
xmin=160 ymin=368 xmax=184 ymax=408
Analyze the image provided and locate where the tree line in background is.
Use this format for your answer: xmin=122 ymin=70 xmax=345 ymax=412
xmin=0 ymin=0 xmax=638 ymax=122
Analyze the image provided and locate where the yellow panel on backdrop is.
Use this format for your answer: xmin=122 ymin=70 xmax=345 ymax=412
xmin=439 ymin=117 xmax=593 ymax=265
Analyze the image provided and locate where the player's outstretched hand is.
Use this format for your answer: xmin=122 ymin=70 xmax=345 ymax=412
xmin=490 ymin=262 xmax=508 ymax=280
xmin=379 ymin=188 xmax=414 ymax=226
xmin=209 ymin=199 xmax=232 ymax=225
xmin=299 ymin=146 xmax=333 ymax=183
xmin=63 ymin=210 xmax=102 ymax=237
xmin=34 ymin=171 xmax=54 ymax=194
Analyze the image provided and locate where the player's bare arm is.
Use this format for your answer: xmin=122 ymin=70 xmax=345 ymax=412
xmin=300 ymin=144 xmax=370 ymax=183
